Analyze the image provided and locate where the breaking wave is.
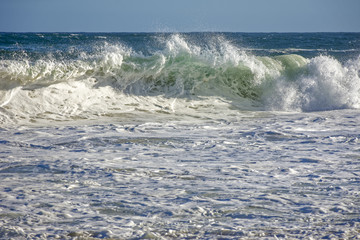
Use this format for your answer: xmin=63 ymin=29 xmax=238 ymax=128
xmin=0 ymin=34 xmax=359 ymax=124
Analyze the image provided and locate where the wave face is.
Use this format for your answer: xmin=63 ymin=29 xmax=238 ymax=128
xmin=0 ymin=33 xmax=360 ymax=124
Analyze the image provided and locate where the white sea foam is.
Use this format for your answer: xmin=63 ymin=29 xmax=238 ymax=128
xmin=1 ymin=109 xmax=359 ymax=239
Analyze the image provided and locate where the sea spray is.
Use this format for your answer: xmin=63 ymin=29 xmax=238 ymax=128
xmin=264 ymin=55 xmax=360 ymax=111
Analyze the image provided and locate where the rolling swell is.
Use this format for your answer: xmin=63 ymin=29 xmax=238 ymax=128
xmin=0 ymin=33 xmax=360 ymax=124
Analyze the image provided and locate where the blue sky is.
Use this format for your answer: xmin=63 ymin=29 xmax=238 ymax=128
xmin=1 ymin=0 xmax=359 ymax=32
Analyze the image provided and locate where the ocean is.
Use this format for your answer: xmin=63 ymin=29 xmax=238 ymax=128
xmin=0 ymin=32 xmax=360 ymax=239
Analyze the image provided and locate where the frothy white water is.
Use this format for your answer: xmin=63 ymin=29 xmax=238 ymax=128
xmin=1 ymin=109 xmax=359 ymax=239
xmin=0 ymin=78 xmax=255 ymax=125
xmin=0 ymin=43 xmax=130 ymax=89
xmin=264 ymin=55 xmax=360 ymax=112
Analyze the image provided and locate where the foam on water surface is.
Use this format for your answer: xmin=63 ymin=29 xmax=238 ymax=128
xmin=1 ymin=110 xmax=360 ymax=239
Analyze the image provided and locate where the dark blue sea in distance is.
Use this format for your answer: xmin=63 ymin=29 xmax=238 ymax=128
xmin=0 ymin=32 xmax=360 ymax=239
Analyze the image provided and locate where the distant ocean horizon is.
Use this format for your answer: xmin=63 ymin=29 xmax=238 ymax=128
xmin=0 ymin=32 xmax=359 ymax=239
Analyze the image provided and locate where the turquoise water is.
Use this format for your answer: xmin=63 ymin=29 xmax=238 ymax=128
xmin=0 ymin=33 xmax=360 ymax=239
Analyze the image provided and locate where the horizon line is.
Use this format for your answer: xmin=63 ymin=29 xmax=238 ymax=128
xmin=1 ymin=31 xmax=360 ymax=34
